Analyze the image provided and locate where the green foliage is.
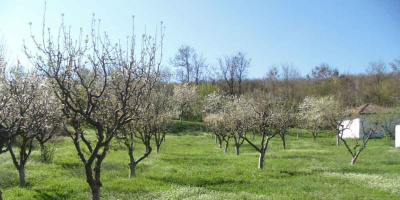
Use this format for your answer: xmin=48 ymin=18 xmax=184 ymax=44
xmin=0 ymin=127 xmax=399 ymax=199
xmin=40 ymin=144 xmax=55 ymax=163
xmin=170 ymin=121 xmax=206 ymax=135
xmin=198 ymin=83 xmax=219 ymax=97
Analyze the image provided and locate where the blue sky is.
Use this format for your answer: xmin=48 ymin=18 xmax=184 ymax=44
xmin=1 ymin=0 xmax=399 ymax=78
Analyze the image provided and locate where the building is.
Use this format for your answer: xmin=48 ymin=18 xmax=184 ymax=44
xmin=340 ymin=104 xmax=400 ymax=139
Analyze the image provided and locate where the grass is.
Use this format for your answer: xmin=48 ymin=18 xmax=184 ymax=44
xmin=0 ymin=122 xmax=399 ymax=199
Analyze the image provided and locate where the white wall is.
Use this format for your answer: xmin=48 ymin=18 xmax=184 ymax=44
xmin=340 ymin=118 xmax=360 ymax=138
xmin=396 ymin=125 xmax=400 ymax=148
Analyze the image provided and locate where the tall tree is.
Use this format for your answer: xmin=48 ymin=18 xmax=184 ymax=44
xmin=171 ymin=45 xmax=194 ymax=84
xmin=218 ymin=52 xmax=250 ymax=95
xmin=265 ymin=65 xmax=279 ymax=98
xmin=234 ymin=52 xmax=250 ymax=94
xmin=26 ymin=14 xmax=163 ymax=199
xmin=309 ymin=63 xmax=339 ymax=96
xmin=365 ymin=61 xmax=387 ymax=105
xmin=192 ymin=53 xmax=207 ymax=86
xmin=171 ymin=45 xmax=207 ymax=85
xmin=281 ymin=64 xmax=301 ymax=101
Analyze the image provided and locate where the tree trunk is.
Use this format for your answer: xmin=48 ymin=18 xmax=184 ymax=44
xmin=40 ymin=142 xmax=45 ymax=161
xmin=91 ymin=159 xmax=103 ymax=200
xmin=235 ymin=144 xmax=240 ymax=155
xmin=281 ymin=135 xmax=286 ymax=150
xmin=18 ymin=165 xmax=26 ymax=187
xmin=180 ymin=115 xmax=183 ymax=122
xmin=336 ymin=134 xmax=340 ymax=146
xmin=238 ymin=81 xmax=242 ymax=95
xmin=297 ymin=132 xmax=299 ymax=140
xmin=215 ymin=136 xmax=217 ymax=144
xmin=129 ymin=162 xmax=137 ymax=178
xmin=258 ymin=151 xmax=265 ymax=169
xmin=0 ymin=188 xmax=3 ymax=200
xmin=224 ymin=142 xmax=228 ymax=154
xmin=128 ymin=149 xmax=136 ymax=178
xmin=91 ymin=186 xmax=100 ymax=200
xmin=218 ymin=142 xmax=222 ymax=149
xmin=156 ymin=145 xmax=160 ymax=154
xmin=351 ymin=151 xmax=361 ymax=165
xmin=350 ymin=156 xmax=357 ymax=165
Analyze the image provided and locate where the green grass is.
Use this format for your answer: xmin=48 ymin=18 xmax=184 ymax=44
xmin=170 ymin=120 xmax=206 ymax=135
xmin=1 ymin=122 xmax=399 ymax=199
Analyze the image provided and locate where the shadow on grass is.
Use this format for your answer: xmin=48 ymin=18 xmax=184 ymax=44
xmin=169 ymin=121 xmax=206 ymax=136
xmin=59 ymin=162 xmax=81 ymax=169
xmin=33 ymin=189 xmax=73 ymax=200
xmin=148 ymin=176 xmax=248 ymax=188
xmin=160 ymin=156 xmax=224 ymax=166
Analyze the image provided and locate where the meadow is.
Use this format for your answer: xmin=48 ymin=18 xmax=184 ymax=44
xmin=0 ymin=122 xmax=399 ymax=200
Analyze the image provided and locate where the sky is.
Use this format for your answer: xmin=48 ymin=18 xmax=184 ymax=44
xmin=1 ymin=0 xmax=400 ymax=78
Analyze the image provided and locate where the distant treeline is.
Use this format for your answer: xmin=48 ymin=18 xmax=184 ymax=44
xmin=213 ymin=69 xmax=399 ymax=107
xmin=170 ymin=45 xmax=400 ymax=108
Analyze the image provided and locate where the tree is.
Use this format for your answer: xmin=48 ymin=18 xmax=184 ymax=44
xmin=275 ymin=101 xmax=296 ymax=150
xmin=119 ymin=119 xmax=152 ymax=178
xmin=171 ymin=45 xmax=194 ymax=84
xmin=365 ymin=61 xmax=387 ymax=105
xmin=298 ymin=97 xmax=327 ymax=141
xmin=309 ymin=63 xmax=339 ymax=96
xmin=390 ymin=58 xmax=400 ymax=105
xmin=0 ymin=47 xmax=9 ymax=200
xmin=202 ymin=91 xmax=227 ymax=145
xmin=265 ymin=65 xmax=279 ymax=98
xmin=152 ymin=85 xmax=174 ymax=153
xmin=171 ymin=45 xmax=206 ymax=85
xmin=239 ymin=97 xmax=290 ymax=169
xmin=118 ymin=83 xmax=173 ymax=179
xmin=34 ymin=79 xmax=64 ymax=162
xmin=281 ymin=64 xmax=301 ymax=101
xmin=225 ymin=96 xmax=253 ymax=155
xmin=319 ymin=96 xmax=350 ymax=146
xmin=0 ymin=66 xmax=61 ymax=187
xmin=173 ymin=83 xmax=199 ymax=122
xmin=0 ymin=38 xmax=11 ymax=153
xmin=204 ymin=113 xmax=231 ymax=153
xmin=218 ymin=52 xmax=250 ymax=95
xmin=202 ymin=91 xmax=225 ymax=115
xmin=26 ymin=14 xmax=163 ymax=199
xmin=339 ymin=117 xmax=381 ymax=165
xmin=234 ymin=52 xmax=250 ymax=94
xmin=192 ymin=53 xmax=207 ymax=86
xmin=203 ymin=93 xmax=253 ymax=155
xmin=311 ymin=63 xmax=339 ymax=80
